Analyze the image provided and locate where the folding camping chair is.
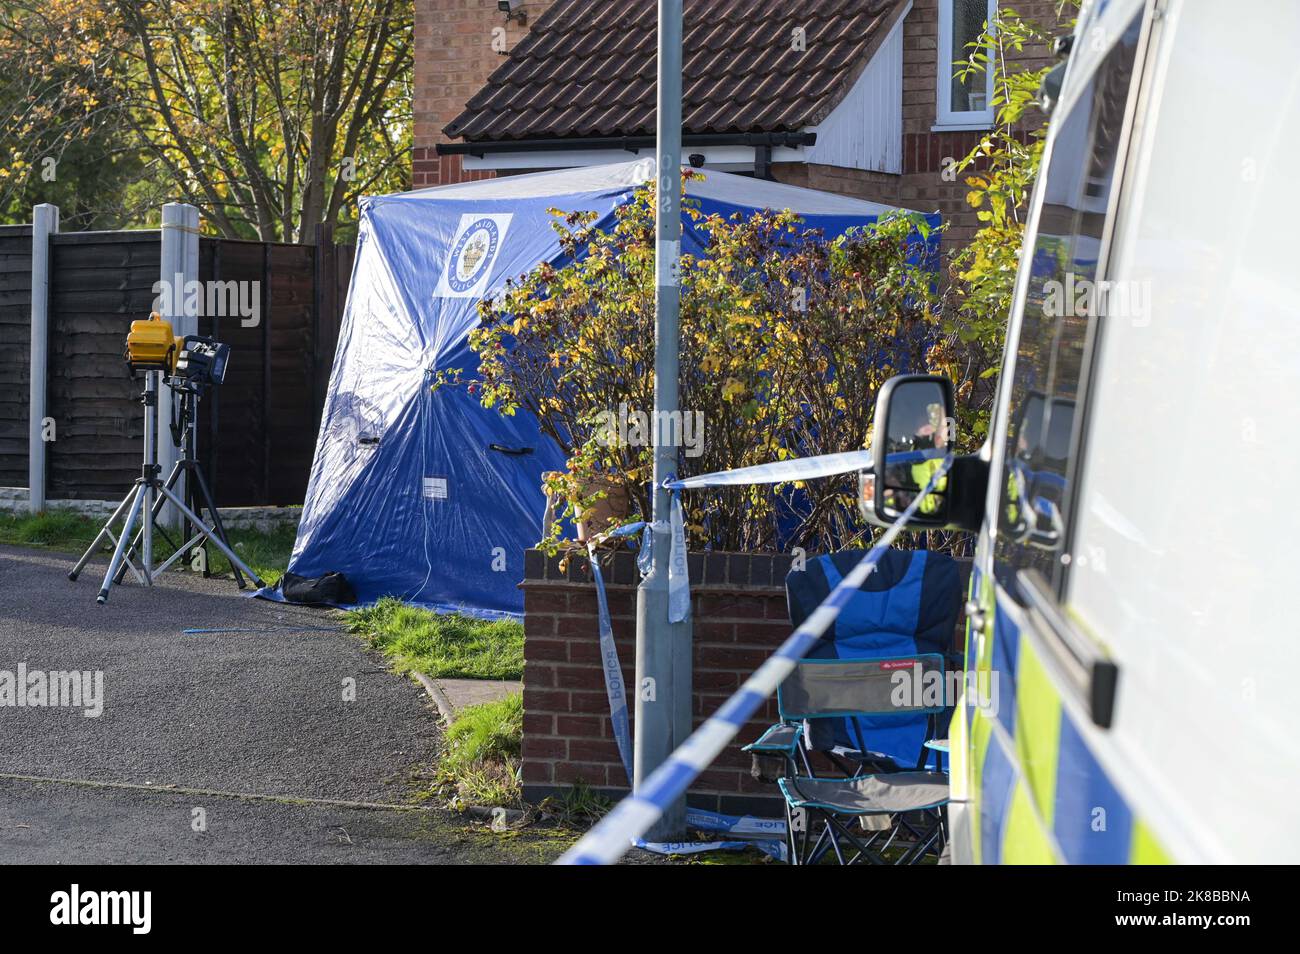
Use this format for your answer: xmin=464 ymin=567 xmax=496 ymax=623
xmin=743 ymin=548 xmax=961 ymax=783
xmin=775 ymin=655 xmax=951 ymax=866
xmin=741 ymin=672 xmax=936 ymax=784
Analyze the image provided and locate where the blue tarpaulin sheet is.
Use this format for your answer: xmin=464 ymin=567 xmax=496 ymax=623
xmin=259 ymin=161 xmax=940 ymax=618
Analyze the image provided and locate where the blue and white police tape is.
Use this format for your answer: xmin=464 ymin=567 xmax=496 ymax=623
xmin=665 ymin=448 xmax=874 ymax=491
xmin=635 ymin=838 xmax=785 ymax=861
xmin=662 ymin=447 xmax=872 ymax=623
xmin=556 ymin=455 xmax=953 ymax=865
xmin=588 ymin=527 xmax=788 ymax=860
xmin=635 ymin=807 xmax=788 ymax=861
xmin=660 ymin=447 xmax=948 ymax=622
xmin=595 ymin=518 xmax=656 ymax=576
xmin=587 ymin=538 xmax=636 ymax=785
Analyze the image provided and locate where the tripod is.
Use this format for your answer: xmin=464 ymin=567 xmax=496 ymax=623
xmin=69 ymin=372 xmax=265 ymax=604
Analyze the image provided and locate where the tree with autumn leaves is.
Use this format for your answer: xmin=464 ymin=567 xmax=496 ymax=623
xmin=0 ymin=0 xmax=410 ymax=241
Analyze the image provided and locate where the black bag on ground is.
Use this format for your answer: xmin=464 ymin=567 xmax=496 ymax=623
xmin=280 ymin=571 xmax=356 ymax=605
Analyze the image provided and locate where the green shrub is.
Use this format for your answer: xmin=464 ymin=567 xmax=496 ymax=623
xmin=945 ymin=2 xmax=1078 ymax=442
xmin=435 ymin=176 xmax=945 ymax=555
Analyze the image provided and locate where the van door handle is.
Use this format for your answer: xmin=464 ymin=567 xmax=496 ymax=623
xmin=1017 ymin=569 xmax=1119 ymax=729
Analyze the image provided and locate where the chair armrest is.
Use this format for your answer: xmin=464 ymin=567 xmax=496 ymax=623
xmin=742 ymin=722 xmax=802 ymax=756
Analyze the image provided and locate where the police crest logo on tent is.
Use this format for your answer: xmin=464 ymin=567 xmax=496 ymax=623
xmin=436 ymin=213 xmax=513 ymax=298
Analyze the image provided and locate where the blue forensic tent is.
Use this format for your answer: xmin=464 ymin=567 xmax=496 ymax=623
xmin=265 ymin=161 xmax=940 ymax=618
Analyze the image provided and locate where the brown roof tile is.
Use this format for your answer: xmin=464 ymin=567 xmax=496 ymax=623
xmin=445 ymin=0 xmax=904 ymax=142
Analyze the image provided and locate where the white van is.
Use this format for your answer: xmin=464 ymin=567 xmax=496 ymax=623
xmin=865 ymin=0 xmax=1300 ymax=863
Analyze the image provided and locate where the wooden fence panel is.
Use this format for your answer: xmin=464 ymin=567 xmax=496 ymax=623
xmin=266 ymin=242 xmax=317 ymax=504
xmin=0 ymin=224 xmax=351 ymax=507
xmin=197 ymin=236 xmax=351 ymax=507
xmin=197 ymin=238 xmax=269 ymax=507
xmin=0 ymin=226 xmax=32 ymax=487
xmin=46 ymin=231 xmax=160 ymax=499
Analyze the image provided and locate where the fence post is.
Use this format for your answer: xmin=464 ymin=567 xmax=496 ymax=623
xmin=28 ymin=204 xmax=58 ymax=514
xmin=159 ymin=203 xmax=200 ymax=527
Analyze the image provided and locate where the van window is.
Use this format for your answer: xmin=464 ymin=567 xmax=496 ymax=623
xmin=993 ymin=12 xmax=1143 ymax=599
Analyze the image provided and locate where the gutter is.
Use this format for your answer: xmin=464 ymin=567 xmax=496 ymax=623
xmin=435 ymin=130 xmax=817 ymax=158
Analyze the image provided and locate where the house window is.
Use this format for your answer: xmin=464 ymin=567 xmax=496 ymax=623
xmin=937 ymin=0 xmax=996 ymax=128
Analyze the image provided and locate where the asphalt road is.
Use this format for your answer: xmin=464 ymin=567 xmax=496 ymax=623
xmin=0 ymin=777 xmax=566 ymax=864
xmin=0 ymin=544 xmax=567 ymax=864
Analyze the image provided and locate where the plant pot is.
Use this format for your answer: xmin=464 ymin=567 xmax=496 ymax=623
xmin=542 ymin=471 xmax=631 ymax=543
xmin=575 ymin=475 xmax=631 ymax=542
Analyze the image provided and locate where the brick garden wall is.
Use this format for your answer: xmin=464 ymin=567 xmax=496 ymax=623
xmin=521 ymin=549 xmax=797 ymax=815
xmin=521 ymin=547 xmax=972 ymax=814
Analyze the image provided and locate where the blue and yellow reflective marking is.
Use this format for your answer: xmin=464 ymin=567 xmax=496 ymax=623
xmin=964 ymin=564 xmax=1173 ymax=865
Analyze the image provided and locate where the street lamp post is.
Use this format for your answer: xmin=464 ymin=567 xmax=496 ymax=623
xmin=633 ymin=0 xmax=691 ymax=841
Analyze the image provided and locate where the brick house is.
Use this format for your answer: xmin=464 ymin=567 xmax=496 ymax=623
xmin=414 ymin=0 xmax=1066 ymax=251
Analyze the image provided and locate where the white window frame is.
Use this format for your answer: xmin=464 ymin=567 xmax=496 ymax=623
xmin=935 ymin=0 xmax=997 ymax=129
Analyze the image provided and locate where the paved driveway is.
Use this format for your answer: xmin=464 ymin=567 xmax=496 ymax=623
xmin=0 ymin=545 xmax=565 ymax=864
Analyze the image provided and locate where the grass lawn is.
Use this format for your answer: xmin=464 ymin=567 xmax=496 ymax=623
xmin=438 ymin=692 xmax=524 ymax=806
xmin=343 ymin=599 xmax=524 ymax=806
xmin=344 ymin=597 xmax=524 ymax=681
xmin=0 ymin=508 xmax=297 ymax=586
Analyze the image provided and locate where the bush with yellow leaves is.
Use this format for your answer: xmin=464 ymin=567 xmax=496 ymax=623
xmin=436 ymin=174 xmax=957 ymax=554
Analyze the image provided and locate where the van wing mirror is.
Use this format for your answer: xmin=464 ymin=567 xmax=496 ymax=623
xmin=865 ymin=374 xmax=956 ymax=528
xmin=858 ymin=374 xmax=988 ymax=532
